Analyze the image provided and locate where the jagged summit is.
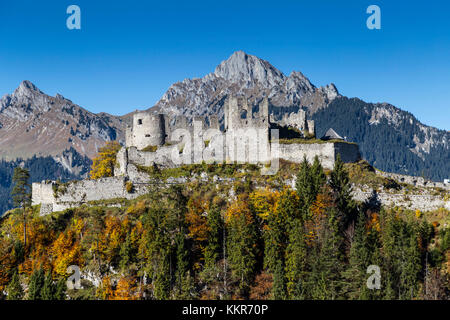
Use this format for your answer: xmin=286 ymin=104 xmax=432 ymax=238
xmin=214 ymin=51 xmax=286 ymax=88
xmin=153 ymin=50 xmax=340 ymax=123
xmin=12 ymin=80 xmax=43 ymax=98
xmin=0 ymin=80 xmax=125 ymax=160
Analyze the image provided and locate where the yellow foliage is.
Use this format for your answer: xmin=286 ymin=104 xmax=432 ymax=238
xmin=415 ymin=209 xmax=422 ymax=219
xmin=50 ymin=230 xmax=82 ymax=277
xmin=98 ymin=275 xmax=114 ymax=300
xmin=186 ymin=198 xmax=210 ymax=242
xmin=90 ymin=141 xmax=122 ymax=179
xmin=249 ymin=188 xmax=279 ymax=220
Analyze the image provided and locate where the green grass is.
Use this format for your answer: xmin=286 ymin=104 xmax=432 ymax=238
xmin=141 ymin=145 xmax=158 ymax=152
xmin=276 ymin=138 xmax=357 ymax=145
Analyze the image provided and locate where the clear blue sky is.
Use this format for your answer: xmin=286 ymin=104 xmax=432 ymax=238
xmin=0 ymin=0 xmax=449 ymax=130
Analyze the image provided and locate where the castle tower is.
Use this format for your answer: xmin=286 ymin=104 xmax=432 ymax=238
xmin=259 ymin=97 xmax=269 ymax=124
xmin=224 ymin=96 xmax=241 ymax=131
xmin=209 ymin=115 xmax=219 ymax=130
xmin=132 ymin=112 xmax=166 ymax=150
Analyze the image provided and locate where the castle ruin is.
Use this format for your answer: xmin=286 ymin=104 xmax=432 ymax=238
xmin=32 ymin=96 xmax=362 ymax=215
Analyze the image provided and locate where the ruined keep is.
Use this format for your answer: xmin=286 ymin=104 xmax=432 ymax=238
xmin=33 ymin=96 xmax=363 ymax=215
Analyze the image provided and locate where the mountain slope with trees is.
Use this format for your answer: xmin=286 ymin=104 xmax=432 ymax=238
xmin=311 ymin=97 xmax=449 ymax=181
xmin=1 ymin=157 xmax=448 ymax=300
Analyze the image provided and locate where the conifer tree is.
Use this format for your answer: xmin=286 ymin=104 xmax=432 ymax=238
xmin=285 ymin=219 xmax=307 ymax=299
xmin=311 ymin=155 xmax=326 ymax=196
xmin=341 ymin=211 xmax=372 ymax=299
xmin=272 ymin=263 xmax=287 ymax=300
xmin=226 ymin=196 xmax=259 ymax=297
xmin=119 ymin=233 xmax=132 ymax=271
xmin=264 ymin=189 xmax=300 ymax=299
xmin=7 ymin=271 xmax=24 ymax=300
xmin=55 ymin=278 xmax=67 ymax=300
xmin=28 ymin=268 xmax=45 ymax=300
xmin=306 ymin=207 xmax=343 ymax=300
xmin=11 ymin=167 xmax=31 ymax=246
xmin=329 ymin=154 xmax=355 ymax=231
xmin=295 ymin=156 xmax=315 ymax=218
xmin=204 ymin=204 xmax=223 ymax=271
xmin=41 ymin=272 xmax=56 ymax=300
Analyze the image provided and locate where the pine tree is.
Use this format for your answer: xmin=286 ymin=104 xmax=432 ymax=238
xmin=264 ymin=189 xmax=300 ymax=299
xmin=329 ymin=154 xmax=355 ymax=231
xmin=7 ymin=271 xmax=24 ymax=300
xmin=285 ymin=219 xmax=307 ymax=299
xmin=306 ymin=207 xmax=343 ymax=300
xmin=41 ymin=272 xmax=56 ymax=300
xmin=154 ymin=249 xmax=171 ymax=300
xmin=55 ymin=278 xmax=67 ymax=300
xmin=341 ymin=211 xmax=372 ymax=299
xmin=175 ymin=232 xmax=189 ymax=298
xmin=226 ymin=196 xmax=259 ymax=297
xmin=272 ymin=262 xmax=287 ymax=300
xmin=11 ymin=167 xmax=31 ymax=246
xmin=295 ymin=156 xmax=315 ymax=219
xmin=119 ymin=233 xmax=132 ymax=271
xmin=311 ymin=155 xmax=326 ymax=197
xmin=204 ymin=204 xmax=223 ymax=271
xmin=28 ymin=268 xmax=45 ymax=300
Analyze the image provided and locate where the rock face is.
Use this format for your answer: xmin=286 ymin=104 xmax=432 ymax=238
xmin=0 ymin=81 xmax=126 ymax=161
xmin=152 ymin=51 xmax=339 ymax=126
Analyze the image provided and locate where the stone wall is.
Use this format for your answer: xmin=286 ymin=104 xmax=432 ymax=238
xmin=277 ymin=141 xmax=360 ymax=169
xmin=278 ymin=142 xmax=336 ymax=169
xmin=377 ymin=171 xmax=450 ymax=190
xmin=32 ymin=181 xmax=55 ymax=207
xmin=352 ymin=189 xmax=450 ymax=212
xmin=34 ymin=177 xmax=149 ymax=215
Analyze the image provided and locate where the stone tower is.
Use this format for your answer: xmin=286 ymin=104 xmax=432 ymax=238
xmin=129 ymin=112 xmax=166 ymax=150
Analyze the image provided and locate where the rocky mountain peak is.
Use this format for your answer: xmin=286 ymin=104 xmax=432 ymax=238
xmin=214 ymin=51 xmax=286 ymax=88
xmin=14 ymin=80 xmax=43 ymax=97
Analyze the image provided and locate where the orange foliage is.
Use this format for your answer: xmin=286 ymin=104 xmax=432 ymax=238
xmin=367 ymin=212 xmax=381 ymax=233
xmin=249 ymin=272 xmax=273 ymax=300
xmin=186 ymin=198 xmax=210 ymax=242
xmin=112 ymin=276 xmax=138 ymax=300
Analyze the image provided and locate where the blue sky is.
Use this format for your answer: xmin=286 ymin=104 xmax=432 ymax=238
xmin=0 ymin=0 xmax=449 ymax=130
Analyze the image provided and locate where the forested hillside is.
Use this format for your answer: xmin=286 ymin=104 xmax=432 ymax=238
xmin=1 ymin=159 xmax=449 ymax=300
xmin=311 ymin=97 xmax=449 ymax=181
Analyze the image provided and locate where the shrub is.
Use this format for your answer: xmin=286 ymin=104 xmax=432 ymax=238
xmin=126 ymin=181 xmax=134 ymax=193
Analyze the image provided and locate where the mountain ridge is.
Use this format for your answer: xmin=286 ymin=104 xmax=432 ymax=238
xmin=0 ymin=51 xmax=448 ymax=181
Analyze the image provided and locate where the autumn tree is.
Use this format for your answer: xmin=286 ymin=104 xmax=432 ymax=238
xmin=89 ymin=141 xmax=122 ymax=179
